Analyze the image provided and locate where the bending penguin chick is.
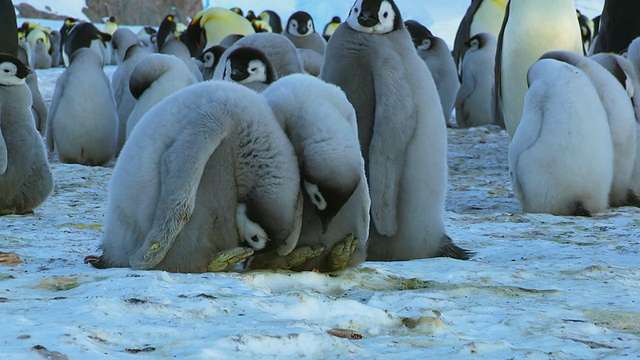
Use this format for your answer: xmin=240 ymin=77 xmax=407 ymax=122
xmin=0 ymin=54 xmax=53 ymax=215
xmin=90 ymin=81 xmax=303 ymax=272
xmin=46 ymin=48 xmax=118 ymax=166
xmin=320 ymin=0 xmax=471 ymax=261
xmin=541 ymin=50 xmax=639 ymax=208
xmin=509 ymin=58 xmax=613 ymax=216
xmin=126 ymin=53 xmax=198 ymax=137
xmin=455 ymin=32 xmax=497 ymax=128
xmin=257 ymin=74 xmax=371 ymax=272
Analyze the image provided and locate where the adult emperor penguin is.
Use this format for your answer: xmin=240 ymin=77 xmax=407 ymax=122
xmin=46 ymin=48 xmax=118 ymax=166
xmin=214 ymin=33 xmax=304 ymax=79
xmin=452 ymin=0 xmax=508 ymax=74
xmin=126 ymin=53 xmax=198 ymax=137
xmin=0 ymin=54 xmax=53 ymax=215
xmin=88 ymin=81 xmax=302 ymax=272
xmin=259 ymin=10 xmax=283 ymax=34
xmin=541 ymin=50 xmax=640 ymax=208
xmin=284 ymin=11 xmax=327 ymax=55
xmin=0 ymin=0 xmax=18 ymax=57
xmin=184 ymin=7 xmax=255 ymax=57
xmin=455 ymin=32 xmax=498 ymax=128
xmin=156 ymin=14 xmax=178 ymax=53
xmin=591 ymin=0 xmax=640 ymax=55
xmin=217 ymin=46 xmax=277 ymax=93
xmin=405 ymin=20 xmax=459 ymax=124
xmin=111 ymin=44 xmax=153 ymax=153
xmin=256 ymin=74 xmax=371 ymax=272
xmin=323 ymin=16 xmax=342 ymax=42
xmin=496 ymin=0 xmax=583 ymax=138
xmin=320 ymin=0 xmax=471 ymax=261
xmin=62 ymin=22 xmax=112 ymax=67
xmin=509 ymin=58 xmax=613 ymax=216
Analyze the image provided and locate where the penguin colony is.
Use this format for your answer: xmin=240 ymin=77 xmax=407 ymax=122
xmin=3 ymin=0 xmax=640 ymax=274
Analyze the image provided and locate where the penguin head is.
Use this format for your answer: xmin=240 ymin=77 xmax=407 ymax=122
xmin=404 ymin=20 xmax=433 ymax=49
xmin=223 ymin=46 xmax=275 ymax=85
xmin=346 ymin=0 xmax=402 ymax=34
xmin=301 ymin=153 xmax=361 ymax=233
xmin=0 ymin=54 xmax=31 ymax=86
xmin=199 ymin=45 xmax=226 ymax=70
xmin=230 ymin=7 xmax=243 ymax=17
xmin=287 ymin=11 xmax=315 ymax=37
xmin=465 ymin=33 xmax=490 ymax=51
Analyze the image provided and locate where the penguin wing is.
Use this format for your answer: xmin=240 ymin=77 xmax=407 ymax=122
xmin=26 ymin=73 xmax=48 ymax=135
xmin=128 ymin=114 xmax=232 ymax=269
xmin=452 ymin=0 xmax=480 ymax=74
xmin=493 ymin=0 xmax=510 ymax=129
xmin=368 ymin=51 xmax=417 ymax=237
xmin=455 ymin=71 xmax=478 ymax=122
xmin=45 ymin=71 xmax=69 ymax=153
xmin=0 ymin=110 xmax=7 ymax=175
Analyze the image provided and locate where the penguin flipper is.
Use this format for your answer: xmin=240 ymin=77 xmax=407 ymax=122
xmin=368 ymin=57 xmax=417 ymax=236
xmin=0 ymin=114 xmax=7 ymax=175
xmin=26 ymin=73 xmax=48 ymax=135
xmin=128 ymin=117 xmax=231 ymax=269
xmin=45 ymin=71 xmax=67 ymax=153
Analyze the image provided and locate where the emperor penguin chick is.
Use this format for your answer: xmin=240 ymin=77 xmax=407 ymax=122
xmin=509 ymin=58 xmax=613 ymax=216
xmin=126 ymin=53 xmax=198 ymax=137
xmin=258 ymin=74 xmax=371 ymax=272
xmin=91 ymin=82 xmax=303 ymax=272
xmin=46 ymin=48 xmax=118 ymax=166
xmin=455 ymin=32 xmax=497 ymax=128
xmin=321 ymin=0 xmax=471 ymax=260
xmin=284 ymin=11 xmax=327 ymax=55
xmin=541 ymin=50 xmax=639 ymax=208
xmin=405 ymin=20 xmax=459 ymax=124
xmin=214 ymin=33 xmax=304 ymax=79
xmin=218 ymin=46 xmax=278 ymax=93
xmin=496 ymin=0 xmax=583 ymax=138
xmin=111 ymin=44 xmax=153 ymax=153
xmin=0 ymin=54 xmax=53 ymax=215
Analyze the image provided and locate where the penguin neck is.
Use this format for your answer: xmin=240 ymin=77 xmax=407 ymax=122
xmin=471 ymin=0 xmax=508 ymax=38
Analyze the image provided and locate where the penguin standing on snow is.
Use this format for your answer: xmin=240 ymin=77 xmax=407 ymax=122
xmin=256 ymin=74 xmax=371 ymax=272
xmin=455 ymin=32 xmax=497 ymax=128
xmin=496 ymin=0 xmax=583 ymax=138
xmin=0 ymin=54 xmax=53 ymax=215
xmin=509 ymin=58 xmax=613 ymax=216
xmin=405 ymin=20 xmax=459 ymax=124
xmin=452 ymin=0 xmax=507 ymax=74
xmin=321 ymin=0 xmax=471 ymax=261
xmin=46 ymin=48 xmax=118 ymax=166
xmin=87 ymin=82 xmax=303 ymax=272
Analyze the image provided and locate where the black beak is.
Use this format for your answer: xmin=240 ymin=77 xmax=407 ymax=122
xmin=299 ymin=24 xmax=308 ymax=34
xmin=357 ymin=10 xmax=378 ymax=27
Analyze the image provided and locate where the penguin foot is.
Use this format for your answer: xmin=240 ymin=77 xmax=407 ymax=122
xmin=327 ymin=233 xmax=358 ymax=272
xmin=435 ymin=235 xmax=474 ymax=260
xmin=84 ymin=254 xmax=108 ymax=268
xmin=248 ymin=245 xmax=326 ymax=270
xmin=206 ymin=247 xmax=255 ymax=272
xmin=571 ymin=201 xmax=592 ymax=217
xmin=625 ymin=190 xmax=640 ymax=208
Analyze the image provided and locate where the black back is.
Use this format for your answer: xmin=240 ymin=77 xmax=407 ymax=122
xmin=0 ymin=0 xmax=18 ymax=57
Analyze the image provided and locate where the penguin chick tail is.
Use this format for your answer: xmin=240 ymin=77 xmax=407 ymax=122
xmin=435 ymin=235 xmax=474 ymax=260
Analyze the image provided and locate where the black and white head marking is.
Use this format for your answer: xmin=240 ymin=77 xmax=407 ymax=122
xmin=0 ymin=54 xmax=31 ymax=86
xmin=287 ymin=11 xmax=315 ymax=37
xmin=236 ymin=203 xmax=269 ymax=250
xmin=346 ymin=0 xmax=402 ymax=34
xmin=223 ymin=46 xmax=274 ymax=85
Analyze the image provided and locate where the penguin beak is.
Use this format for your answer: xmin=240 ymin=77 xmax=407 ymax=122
xmin=230 ymin=67 xmax=248 ymax=81
xmin=357 ymin=11 xmax=378 ymax=27
xmin=299 ymin=24 xmax=308 ymax=35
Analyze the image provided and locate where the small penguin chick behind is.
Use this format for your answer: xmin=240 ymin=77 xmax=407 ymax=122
xmin=219 ymin=46 xmax=277 ymax=92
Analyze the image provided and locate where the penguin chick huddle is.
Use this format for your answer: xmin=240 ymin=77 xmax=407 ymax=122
xmin=82 ymin=0 xmax=473 ymax=272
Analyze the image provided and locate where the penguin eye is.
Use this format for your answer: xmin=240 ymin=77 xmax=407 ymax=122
xmin=354 ymin=7 xmax=359 ymax=14
xmin=308 ymin=20 xmax=313 ymax=29
xmin=314 ymin=194 xmax=322 ymax=203
xmin=383 ymin=12 xmax=389 ymax=18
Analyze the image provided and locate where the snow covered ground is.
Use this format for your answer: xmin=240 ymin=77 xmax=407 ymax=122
xmin=5 ymin=0 xmax=640 ymax=359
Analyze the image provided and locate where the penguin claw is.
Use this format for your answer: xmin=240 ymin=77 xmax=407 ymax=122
xmin=206 ymin=247 xmax=255 ymax=272
xmin=248 ymin=245 xmax=326 ymax=270
xmin=327 ymin=233 xmax=358 ymax=272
